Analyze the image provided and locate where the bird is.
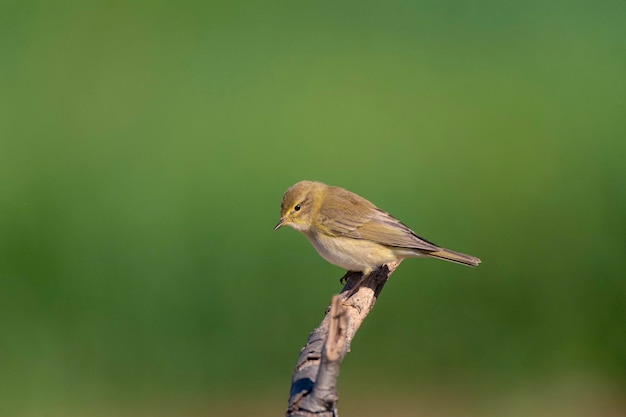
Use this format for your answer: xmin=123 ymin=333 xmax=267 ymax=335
xmin=274 ymin=180 xmax=480 ymax=279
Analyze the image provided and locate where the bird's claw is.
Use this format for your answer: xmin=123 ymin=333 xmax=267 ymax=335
xmin=339 ymin=271 xmax=353 ymax=285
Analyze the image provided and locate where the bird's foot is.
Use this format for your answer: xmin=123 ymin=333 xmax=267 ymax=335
xmin=339 ymin=270 xmax=354 ymax=285
xmin=341 ymin=271 xmax=369 ymax=300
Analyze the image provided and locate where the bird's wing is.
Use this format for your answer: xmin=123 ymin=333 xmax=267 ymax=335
xmin=317 ymin=187 xmax=379 ymax=236
xmin=357 ymin=209 xmax=441 ymax=251
xmin=318 ymin=187 xmax=441 ymax=252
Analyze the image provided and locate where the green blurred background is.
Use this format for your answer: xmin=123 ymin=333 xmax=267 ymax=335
xmin=2 ymin=1 xmax=625 ymax=416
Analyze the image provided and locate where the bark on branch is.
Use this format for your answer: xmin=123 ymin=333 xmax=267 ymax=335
xmin=286 ymin=261 xmax=401 ymax=417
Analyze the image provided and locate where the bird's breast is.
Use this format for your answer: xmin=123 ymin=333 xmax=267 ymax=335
xmin=305 ymin=230 xmax=402 ymax=272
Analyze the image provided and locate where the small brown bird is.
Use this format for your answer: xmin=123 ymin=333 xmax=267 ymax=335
xmin=274 ymin=181 xmax=480 ymax=276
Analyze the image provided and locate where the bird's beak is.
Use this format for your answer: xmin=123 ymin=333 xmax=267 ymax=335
xmin=274 ymin=217 xmax=286 ymax=231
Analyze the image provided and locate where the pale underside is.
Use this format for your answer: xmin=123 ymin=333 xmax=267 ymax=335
xmin=305 ymin=229 xmax=428 ymax=273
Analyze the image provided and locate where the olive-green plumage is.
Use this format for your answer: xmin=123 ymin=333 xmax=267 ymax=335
xmin=275 ymin=180 xmax=480 ymax=274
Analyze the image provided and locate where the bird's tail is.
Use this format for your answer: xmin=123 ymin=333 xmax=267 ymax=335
xmin=428 ymin=248 xmax=481 ymax=267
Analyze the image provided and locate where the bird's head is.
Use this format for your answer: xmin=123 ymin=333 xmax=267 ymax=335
xmin=274 ymin=180 xmax=324 ymax=233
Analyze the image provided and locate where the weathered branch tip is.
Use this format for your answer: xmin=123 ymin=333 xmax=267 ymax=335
xmin=286 ymin=261 xmax=401 ymax=417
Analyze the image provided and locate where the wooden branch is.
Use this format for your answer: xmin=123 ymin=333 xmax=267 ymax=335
xmin=286 ymin=261 xmax=401 ymax=417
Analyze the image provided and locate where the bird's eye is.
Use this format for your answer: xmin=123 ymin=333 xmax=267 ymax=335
xmin=294 ymin=204 xmax=301 ymax=212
